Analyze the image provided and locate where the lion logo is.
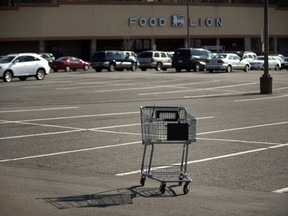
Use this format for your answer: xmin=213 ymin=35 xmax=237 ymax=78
xmin=171 ymin=15 xmax=185 ymax=27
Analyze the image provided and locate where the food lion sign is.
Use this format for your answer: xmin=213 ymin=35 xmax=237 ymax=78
xmin=129 ymin=15 xmax=223 ymax=28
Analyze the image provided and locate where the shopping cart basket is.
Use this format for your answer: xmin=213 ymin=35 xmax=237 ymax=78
xmin=139 ymin=106 xmax=196 ymax=194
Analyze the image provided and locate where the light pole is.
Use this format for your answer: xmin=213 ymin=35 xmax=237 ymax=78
xmin=186 ymin=0 xmax=190 ymax=48
xmin=260 ymin=0 xmax=272 ymax=94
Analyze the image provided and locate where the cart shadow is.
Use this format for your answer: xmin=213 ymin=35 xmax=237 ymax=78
xmin=39 ymin=185 xmax=182 ymax=209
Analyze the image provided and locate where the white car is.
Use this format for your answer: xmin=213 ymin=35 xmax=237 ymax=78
xmin=250 ymin=56 xmax=280 ymax=70
xmin=206 ymin=53 xmax=250 ymax=73
xmin=124 ymin=51 xmax=139 ymax=68
xmin=237 ymin=51 xmax=257 ymax=62
xmin=0 ymin=53 xmax=50 ymax=82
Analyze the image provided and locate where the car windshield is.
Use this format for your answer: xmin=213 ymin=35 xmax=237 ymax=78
xmin=174 ymin=50 xmax=190 ymax=57
xmin=139 ymin=52 xmax=152 ymax=58
xmin=0 ymin=56 xmax=16 ymax=63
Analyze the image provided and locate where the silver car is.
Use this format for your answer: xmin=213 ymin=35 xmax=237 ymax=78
xmin=250 ymin=56 xmax=281 ymax=70
xmin=206 ymin=53 xmax=250 ymax=73
xmin=138 ymin=51 xmax=172 ymax=71
xmin=0 ymin=53 xmax=50 ymax=82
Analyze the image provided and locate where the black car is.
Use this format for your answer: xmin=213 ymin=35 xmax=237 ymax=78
xmin=172 ymin=48 xmax=213 ymax=72
xmin=91 ymin=51 xmax=138 ymax=72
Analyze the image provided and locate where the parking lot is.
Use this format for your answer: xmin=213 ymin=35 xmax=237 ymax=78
xmin=0 ymin=68 xmax=288 ymax=216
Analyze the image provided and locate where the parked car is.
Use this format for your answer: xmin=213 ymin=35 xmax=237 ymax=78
xmin=124 ymin=51 xmax=138 ymax=61
xmin=124 ymin=51 xmax=139 ymax=68
xmin=50 ymin=56 xmax=91 ymax=72
xmin=91 ymin=51 xmax=138 ymax=72
xmin=172 ymin=48 xmax=213 ymax=72
xmin=0 ymin=53 xmax=50 ymax=82
xmin=38 ymin=53 xmax=55 ymax=65
xmin=271 ymin=54 xmax=285 ymax=61
xmin=271 ymin=56 xmax=282 ymax=69
xmin=249 ymin=56 xmax=281 ymax=70
xmin=206 ymin=53 xmax=250 ymax=73
xmin=137 ymin=51 xmax=172 ymax=71
xmin=281 ymin=57 xmax=288 ymax=70
xmin=236 ymin=51 xmax=257 ymax=62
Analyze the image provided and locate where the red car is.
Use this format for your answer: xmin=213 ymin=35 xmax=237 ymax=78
xmin=51 ymin=56 xmax=91 ymax=72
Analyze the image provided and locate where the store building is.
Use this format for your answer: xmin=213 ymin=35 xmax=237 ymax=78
xmin=0 ymin=1 xmax=288 ymax=60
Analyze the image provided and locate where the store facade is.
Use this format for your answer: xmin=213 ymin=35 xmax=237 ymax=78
xmin=0 ymin=2 xmax=288 ymax=60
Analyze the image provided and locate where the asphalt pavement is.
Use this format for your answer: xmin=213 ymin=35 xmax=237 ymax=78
xmin=0 ymin=68 xmax=287 ymax=216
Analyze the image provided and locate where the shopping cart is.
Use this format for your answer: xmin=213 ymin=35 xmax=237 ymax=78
xmin=139 ymin=106 xmax=196 ymax=194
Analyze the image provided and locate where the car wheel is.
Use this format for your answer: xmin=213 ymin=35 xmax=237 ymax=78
xmin=131 ymin=63 xmax=137 ymax=71
xmin=19 ymin=76 xmax=27 ymax=81
xmin=84 ymin=65 xmax=89 ymax=71
xmin=244 ymin=65 xmax=249 ymax=72
xmin=226 ymin=65 xmax=232 ymax=73
xmin=65 ymin=66 xmax=70 ymax=72
xmin=194 ymin=63 xmax=200 ymax=72
xmin=108 ymin=63 xmax=115 ymax=72
xmin=36 ymin=68 xmax=46 ymax=80
xmin=275 ymin=65 xmax=280 ymax=71
xmin=3 ymin=71 xmax=13 ymax=82
xmin=156 ymin=62 xmax=162 ymax=71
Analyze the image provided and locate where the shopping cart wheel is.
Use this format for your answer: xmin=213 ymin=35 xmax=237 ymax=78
xmin=140 ymin=176 xmax=146 ymax=186
xmin=183 ymin=182 xmax=190 ymax=194
xmin=160 ymin=183 xmax=166 ymax=194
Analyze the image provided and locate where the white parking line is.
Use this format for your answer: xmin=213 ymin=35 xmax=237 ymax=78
xmin=198 ymin=137 xmax=281 ymax=145
xmin=0 ymin=129 xmax=86 ymax=140
xmin=57 ymin=79 xmax=183 ymax=90
xmin=56 ymin=79 xmax=134 ymax=90
xmin=273 ymin=187 xmax=288 ymax=193
xmin=0 ymin=117 xmax=213 ymax=140
xmin=93 ymin=80 xmax=220 ymax=93
xmin=235 ymin=94 xmax=288 ymax=102
xmin=0 ymin=106 xmax=79 ymax=113
xmin=93 ymin=83 xmax=196 ymax=93
xmin=2 ymin=111 xmax=139 ymax=122
xmin=91 ymin=129 xmax=140 ymax=136
xmin=0 ymin=141 xmax=141 ymax=163
xmin=116 ymin=143 xmax=288 ymax=176
xmin=197 ymin=121 xmax=288 ymax=135
xmin=139 ymin=82 xmax=257 ymax=96
xmin=0 ymin=122 xmax=140 ymax=140
xmin=184 ymin=92 xmax=243 ymax=99
xmin=91 ymin=123 xmax=140 ymax=130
